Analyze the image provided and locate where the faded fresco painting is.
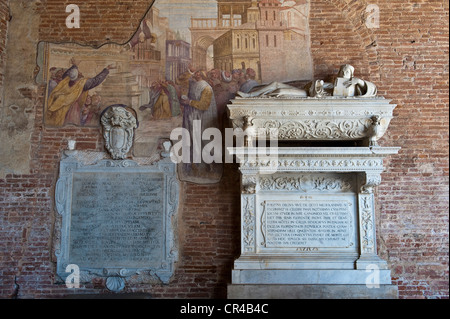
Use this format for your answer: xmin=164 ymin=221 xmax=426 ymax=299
xmin=42 ymin=0 xmax=312 ymax=184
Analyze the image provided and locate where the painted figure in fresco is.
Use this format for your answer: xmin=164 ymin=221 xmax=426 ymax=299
xmin=166 ymin=80 xmax=182 ymax=117
xmin=231 ymin=69 xmax=246 ymax=89
xmin=205 ymin=69 xmax=233 ymax=130
xmin=141 ymin=81 xmax=171 ymax=120
xmin=239 ymin=68 xmax=260 ymax=94
xmin=45 ymin=58 xmax=116 ymax=127
xmin=207 ymin=68 xmax=222 ymax=89
xmin=80 ymin=93 xmax=102 ymax=126
xmin=214 ymin=70 xmax=235 ymax=129
xmin=176 ymin=64 xmax=197 ymax=98
xmin=140 ymin=80 xmax=181 ymax=120
xmin=64 ymin=94 xmax=92 ymax=126
xmin=48 ymin=67 xmax=64 ymax=97
xmin=179 ymin=70 xmax=221 ymax=182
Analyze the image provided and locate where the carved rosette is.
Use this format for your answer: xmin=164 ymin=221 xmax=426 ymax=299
xmin=101 ymin=105 xmax=138 ymax=160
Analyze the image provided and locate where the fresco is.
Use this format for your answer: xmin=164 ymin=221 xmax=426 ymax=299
xmin=42 ymin=0 xmax=312 ymax=184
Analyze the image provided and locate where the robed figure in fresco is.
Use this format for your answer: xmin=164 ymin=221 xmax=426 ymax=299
xmin=179 ymin=70 xmax=223 ymax=183
xmin=45 ymin=58 xmax=115 ymax=127
xmin=140 ymin=81 xmax=181 ymax=120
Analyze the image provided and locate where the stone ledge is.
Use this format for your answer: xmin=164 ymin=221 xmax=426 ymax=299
xmin=232 ymin=269 xmax=393 ymax=285
xmin=228 ymin=284 xmax=399 ymax=299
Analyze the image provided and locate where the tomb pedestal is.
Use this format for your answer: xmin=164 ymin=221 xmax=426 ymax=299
xmin=227 ymin=97 xmax=400 ymax=299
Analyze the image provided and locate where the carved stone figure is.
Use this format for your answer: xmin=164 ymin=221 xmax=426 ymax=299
xmin=368 ymin=115 xmax=382 ymax=147
xmin=236 ymin=81 xmax=308 ymax=98
xmin=308 ymin=80 xmax=330 ymax=98
xmin=236 ymin=64 xmax=377 ymax=98
xmin=308 ymin=64 xmax=378 ymax=98
xmin=101 ymin=105 xmax=138 ymax=160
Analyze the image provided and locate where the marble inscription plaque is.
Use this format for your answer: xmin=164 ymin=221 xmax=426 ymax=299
xmin=70 ymin=172 xmax=164 ymax=269
xmin=263 ymin=201 xmax=353 ymax=248
xmin=55 ymin=155 xmax=179 ymax=285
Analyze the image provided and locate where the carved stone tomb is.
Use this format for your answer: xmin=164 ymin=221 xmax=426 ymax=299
xmin=227 ymin=96 xmax=400 ymax=299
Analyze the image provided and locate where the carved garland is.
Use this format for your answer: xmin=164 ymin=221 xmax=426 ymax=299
xmin=260 ymin=119 xmax=371 ymax=140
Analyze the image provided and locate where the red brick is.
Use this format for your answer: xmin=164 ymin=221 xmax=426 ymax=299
xmin=0 ymin=0 xmax=448 ymax=300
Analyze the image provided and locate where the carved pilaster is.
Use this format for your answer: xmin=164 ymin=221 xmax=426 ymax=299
xmin=356 ymin=172 xmax=387 ymax=269
xmin=241 ymin=194 xmax=256 ymax=254
xmin=359 ymin=193 xmax=376 ymax=255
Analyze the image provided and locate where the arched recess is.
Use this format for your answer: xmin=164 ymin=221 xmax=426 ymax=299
xmin=309 ymin=0 xmax=380 ymax=83
xmin=192 ymin=35 xmax=217 ymax=71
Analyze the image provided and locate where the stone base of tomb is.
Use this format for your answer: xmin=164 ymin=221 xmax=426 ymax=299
xmin=228 ymin=283 xmax=399 ymax=299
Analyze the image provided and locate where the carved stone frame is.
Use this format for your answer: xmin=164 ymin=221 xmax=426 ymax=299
xmin=230 ymin=147 xmax=400 ymax=274
xmin=54 ymin=151 xmax=179 ymax=291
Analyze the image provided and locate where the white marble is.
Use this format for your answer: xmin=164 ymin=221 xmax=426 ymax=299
xmin=232 ymin=269 xmax=394 ymax=285
xmin=55 ymin=150 xmax=180 ymax=288
xmin=228 ymin=97 xmax=396 ymax=146
xmin=227 ymin=94 xmax=400 ymax=298
xmin=101 ymin=105 xmax=138 ymax=160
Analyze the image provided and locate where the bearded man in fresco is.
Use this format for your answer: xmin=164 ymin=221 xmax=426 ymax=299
xmin=179 ymin=70 xmax=222 ymax=183
xmin=45 ymin=57 xmax=115 ymax=127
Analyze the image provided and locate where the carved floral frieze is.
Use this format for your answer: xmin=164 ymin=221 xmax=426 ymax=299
xmin=258 ymin=174 xmax=354 ymax=192
xmin=258 ymin=119 xmax=371 ymax=140
xmin=228 ymin=98 xmax=396 ymax=144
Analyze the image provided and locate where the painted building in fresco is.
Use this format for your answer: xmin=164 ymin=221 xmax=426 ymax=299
xmin=41 ymin=0 xmax=313 ymax=185
xmin=191 ymin=0 xmax=312 ymax=83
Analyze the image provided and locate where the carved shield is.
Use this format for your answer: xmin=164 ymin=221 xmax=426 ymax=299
xmin=101 ymin=105 xmax=138 ymax=160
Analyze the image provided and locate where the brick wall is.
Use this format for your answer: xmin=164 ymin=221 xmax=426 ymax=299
xmin=375 ymin=0 xmax=449 ymax=298
xmin=38 ymin=0 xmax=155 ymax=46
xmin=310 ymin=0 xmax=449 ymax=299
xmin=0 ymin=0 xmax=448 ymax=299
xmin=0 ymin=0 xmax=8 ymax=104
